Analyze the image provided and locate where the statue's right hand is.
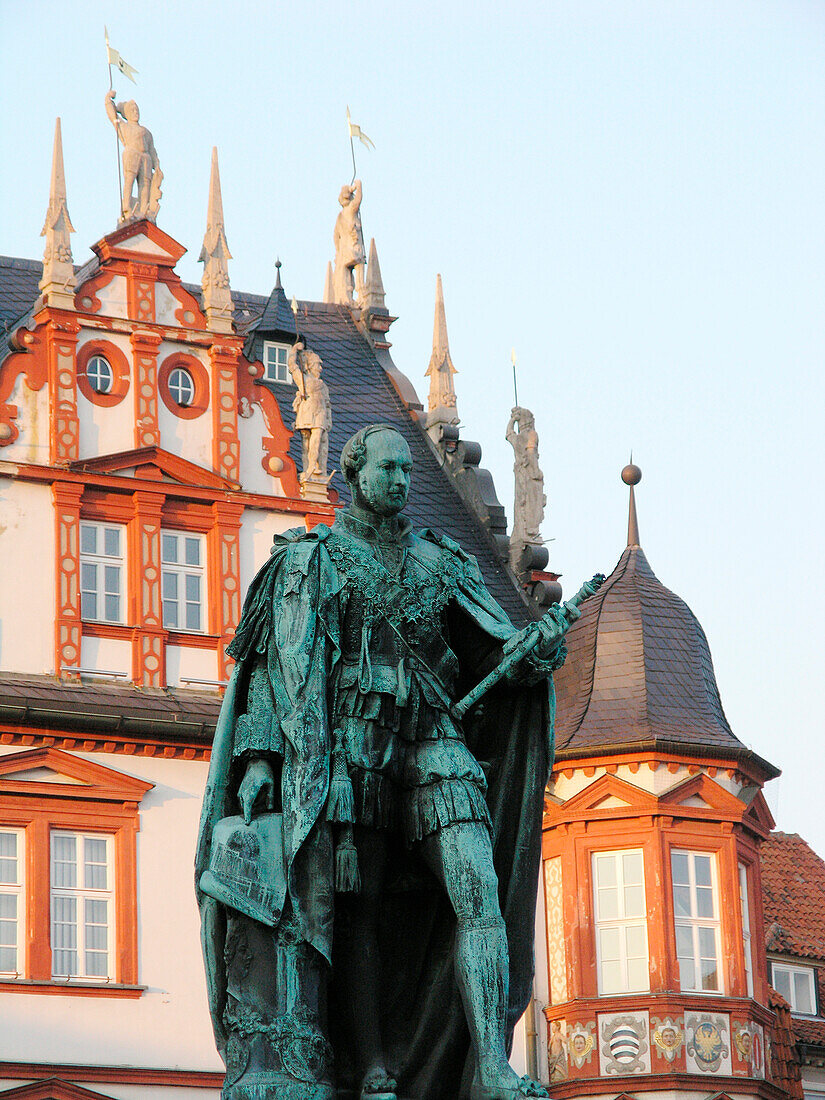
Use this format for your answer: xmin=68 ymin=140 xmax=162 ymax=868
xmin=238 ymin=758 xmax=275 ymax=824
xmin=106 ymin=89 xmax=116 ymax=100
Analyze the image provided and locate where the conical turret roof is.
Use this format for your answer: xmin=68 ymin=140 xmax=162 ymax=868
xmin=554 ymin=467 xmax=777 ymax=777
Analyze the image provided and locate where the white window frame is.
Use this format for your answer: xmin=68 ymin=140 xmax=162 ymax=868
xmin=671 ymin=848 xmax=724 ymax=994
xmin=50 ymin=830 xmax=115 ymax=982
xmin=168 ymin=366 xmax=195 ymax=406
xmin=79 ymin=522 xmax=126 ymax=625
xmin=86 ymin=355 xmax=114 ymax=395
xmin=0 ymin=828 xmax=25 ymax=978
xmin=262 ymin=341 xmax=291 ymax=384
xmin=592 ymin=848 xmax=650 ymax=995
xmin=739 ymin=862 xmax=754 ymax=997
xmin=161 ymin=529 xmax=207 ymax=633
xmin=772 ymin=961 xmax=818 ymax=1016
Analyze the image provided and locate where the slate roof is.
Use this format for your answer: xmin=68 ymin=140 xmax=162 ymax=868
xmin=0 ymin=672 xmax=219 ymax=744
xmin=552 ymin=541 xmax=778 ymax=774
xmin=0 ymin=254 xmax=528 ymax=625
xmin=762 ymin=833 xmax=825 ymax=1051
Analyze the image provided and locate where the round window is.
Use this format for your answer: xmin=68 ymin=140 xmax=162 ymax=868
xmin=86 ymin=355 xmax=114 ymax=395
xmin=168 ymin=367 xmax=195 ymax=407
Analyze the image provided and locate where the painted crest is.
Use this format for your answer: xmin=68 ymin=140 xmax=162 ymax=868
xmin=686 ymin=1013 xmax=731 ymax=1074
xmin=652 ymin=1016 xmax=684 ymax=1062
xmin=568 ymin=1022 xmax=596 ymax=1069
xmin=599 ymin=1012 xmax=651 ymax=1075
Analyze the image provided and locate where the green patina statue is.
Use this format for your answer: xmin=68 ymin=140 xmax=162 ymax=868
xmin=196 ymin=424 xmax=600 ymax=1100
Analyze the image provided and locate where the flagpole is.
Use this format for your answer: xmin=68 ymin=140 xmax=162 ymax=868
xmin=511 ymin=349 xmax=519 ymax=407
xmin=105 ymin=31 xmax=124 ymax=221
xmin=349 ymin=132 xmax=357 ymax=185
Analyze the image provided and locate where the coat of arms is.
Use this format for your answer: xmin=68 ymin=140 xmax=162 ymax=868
xmin=686 ymin=1013 xmax=731 ymax=1074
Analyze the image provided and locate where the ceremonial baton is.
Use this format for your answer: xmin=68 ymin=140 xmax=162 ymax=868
xmin=452 ymin=573 xmax=606 ymax=720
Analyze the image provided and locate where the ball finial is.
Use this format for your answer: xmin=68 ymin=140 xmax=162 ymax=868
xmin=622 ymin=462 xmax=642 ymax=486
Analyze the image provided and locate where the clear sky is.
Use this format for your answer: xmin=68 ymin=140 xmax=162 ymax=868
xmin=1 ymin=1 xmax=823 ymax=852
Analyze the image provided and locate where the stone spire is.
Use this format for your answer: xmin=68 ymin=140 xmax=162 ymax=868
xmin=199 ymin=146 xmax=233 ymax=333
xmin=424 ymin=274 xmax=459 ymax=442
xmin=323 ymin=261 xmax=334 ymax=304
xmin=39 ymin=118 xmax=76 ymax=309
xmin=362 ymin=238 xmax=386 ymax=313
xmin=622 ymin=458 xmax=642 ymax=547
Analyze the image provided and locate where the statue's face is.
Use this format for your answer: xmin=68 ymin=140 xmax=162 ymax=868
xmin=124 ymin=101 xmax=139 ymax=122
xmin=353 ymin=431 xmax=412 ymax=517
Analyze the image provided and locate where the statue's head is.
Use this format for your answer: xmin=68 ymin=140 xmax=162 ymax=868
xmin=338 ymin=185 xmax=354 ymax=207
xmin=304 ymin=351 xmax=322 ymax=376
xmin=341 ymin=424 xmax=412 ymax=518
xmin=513 ymin=406 xmax=535 ymax=430
xmin=123 ymin=100 xmax=140 ymax=122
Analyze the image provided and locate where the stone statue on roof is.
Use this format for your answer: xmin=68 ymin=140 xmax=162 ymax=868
xmin=196 ymin=423 xmax=599 ymax=1100
xmin=104 ymin=90 xmax=163 ymax=223
xmin=332 ymin=178 xmax=366 ymax=305
xmin=288 ymin=340 xmax=332 ymax=482
xmin=507 ymin=406 xmax=546 ymax=571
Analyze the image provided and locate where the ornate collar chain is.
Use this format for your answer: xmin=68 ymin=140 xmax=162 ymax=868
xmin=326 ymin=515 xmax=465 ymax=632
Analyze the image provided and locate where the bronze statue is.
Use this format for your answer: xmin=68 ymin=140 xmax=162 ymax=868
xmin=196 ymin=424 xmax=600 ymax=1100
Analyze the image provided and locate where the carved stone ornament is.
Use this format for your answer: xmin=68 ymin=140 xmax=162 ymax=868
xmin=105 ymin=90 xmax=163 ymax=223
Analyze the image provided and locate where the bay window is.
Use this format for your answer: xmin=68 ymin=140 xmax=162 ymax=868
xmin=671 ymin=849 xmax=722 ymax=993
xmin=592 ymin=848 xmax=650 ymax=994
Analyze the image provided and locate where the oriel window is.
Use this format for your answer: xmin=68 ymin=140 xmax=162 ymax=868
xmin=671 ymin=849 xmax=723 ymax=993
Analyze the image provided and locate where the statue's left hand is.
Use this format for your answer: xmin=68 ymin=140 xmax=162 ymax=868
xmin=238 ymin=757 xmax=275 ymax=824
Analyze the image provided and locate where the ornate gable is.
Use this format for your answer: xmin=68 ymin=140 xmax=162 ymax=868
xmin=0 ymin=746 xmax=153 ymax=804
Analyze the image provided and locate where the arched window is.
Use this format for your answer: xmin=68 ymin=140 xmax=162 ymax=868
xmin=86 ymin=355 xmax=114 ymax=395
xmin=168 ymin=367 xmax=195 ymax=407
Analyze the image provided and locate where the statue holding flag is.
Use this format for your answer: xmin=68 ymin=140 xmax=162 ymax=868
xmin=333 ymin=178 xmax=366 ymax=305
xmin=104 ymin=90 xmax=162 ymax=224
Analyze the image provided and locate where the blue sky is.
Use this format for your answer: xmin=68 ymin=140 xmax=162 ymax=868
xmin=1 ymin=1 xmax=824 ymax=852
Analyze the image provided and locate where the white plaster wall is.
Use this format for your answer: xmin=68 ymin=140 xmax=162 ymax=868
xmin=3 ymin=371 xmax=50 ymax=465
xmin=79 ymin=636 xmax=131 ymax=678
xmin=0 ymin=751 xmax=224 ymax=1073
xmin=76 ymin=329 xmax=135 ymax=460
xmin=77 ymin=274 xmax=128 ymax=318
xmin=237 ymin=401 xmax=284 ymax=497
xmin=156 ymin=342 xmax=212 ymax=470
xmin=239 ymin=508 xmax=305 ymax=594
xmin=0 ymin=478 xmax=54 ymax=674
xmin=166 ymin=645 xmax=219 ymax=688
xmin=156 ymin=283 xmax=183 ymax=327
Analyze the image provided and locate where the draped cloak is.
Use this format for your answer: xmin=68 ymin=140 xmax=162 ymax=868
xmin=195 ymin=521 xmax=557 ymax=1100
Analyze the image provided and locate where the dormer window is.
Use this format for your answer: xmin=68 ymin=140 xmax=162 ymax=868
xmin=262 ymin=341 xmax=290 ymax=383
xmin=86 ymin=355 xmax=114 ymax=395
xmin=168 ymin=366 xmax=195 ymax=407
xmin=772 ymin=962 xmax=817 ymax=1015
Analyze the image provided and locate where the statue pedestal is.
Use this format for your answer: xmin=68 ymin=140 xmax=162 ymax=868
xmin=300 ymin=475 xmax=333 ymax=504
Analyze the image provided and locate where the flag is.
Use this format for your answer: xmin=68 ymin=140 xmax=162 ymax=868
xmin=104 ymin=27 xmax=138 ymax=83
xmin=346 ymin=107 xmax=374 ymax=150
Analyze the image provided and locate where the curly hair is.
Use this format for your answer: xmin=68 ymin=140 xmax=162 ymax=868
xmin=340 ymin=424 xmax=405 ymax=485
